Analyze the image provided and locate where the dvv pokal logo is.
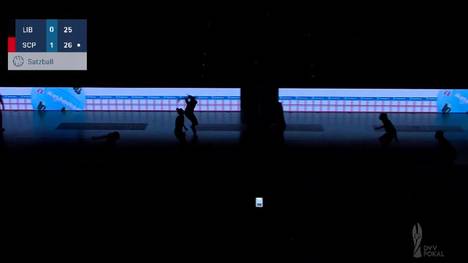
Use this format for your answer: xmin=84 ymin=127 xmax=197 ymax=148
xmin=412 ymin=223 xmax=423 ymax=258
xmin=412 ymin=222 xmax=445 ymax=259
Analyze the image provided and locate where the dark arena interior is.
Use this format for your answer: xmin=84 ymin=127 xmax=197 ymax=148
xmin=1 ymin=3 xmax=467 ymax=262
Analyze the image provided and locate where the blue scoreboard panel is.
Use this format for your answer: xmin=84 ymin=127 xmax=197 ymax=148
xmin=8 ymin=19 xmax=87 ymax=70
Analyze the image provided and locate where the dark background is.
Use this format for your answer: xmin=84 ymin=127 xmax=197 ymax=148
xmin=2 ymin=3 xmax=468 ymax=261
xmin=2 ymin=2 xmax=468 ymax=87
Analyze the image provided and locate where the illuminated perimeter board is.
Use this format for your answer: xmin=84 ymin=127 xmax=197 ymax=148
xmin=7 ymin=19 xmax=87 ymax=70
xmin=279 ymin=89 xmax=468 ymax=113
xmin=0 ymin=88 xmax=240 ymax=111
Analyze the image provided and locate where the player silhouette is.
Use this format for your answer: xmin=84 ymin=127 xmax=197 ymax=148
xmin=184 ymin=95 xmax=199 ymax=137
xmin=270 ymin=101 xmax=286 ymax=145
xmin=175 ymin=108 xmax=188 ymax=144
xmin=375 ymin=113 xmax=398 ymax=146
xmin=92 ymin=131 xmax=121 ymax=144
xmin=0 ymin=93 xmax=4 ymax=132
xmin=435 ymin=130 xmax=457 ymax=165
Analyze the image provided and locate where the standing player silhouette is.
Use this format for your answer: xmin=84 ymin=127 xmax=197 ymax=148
xmin=174 ymin=108 xmax=188 ymax=144
xmin=0 ymin=93 xmax=5 ymax=132
xmin=184 ymin=95 xmax=199 ymax=137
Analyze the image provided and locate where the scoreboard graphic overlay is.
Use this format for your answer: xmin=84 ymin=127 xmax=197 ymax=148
xmin=7 ymin=19 xmax=87 ymax=70
xmin=279 ymin=89 xmax=468 ymax=113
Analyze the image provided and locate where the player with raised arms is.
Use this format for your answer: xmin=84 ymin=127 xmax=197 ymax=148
xmin=184 ymin=95 xmax=199 ymax=137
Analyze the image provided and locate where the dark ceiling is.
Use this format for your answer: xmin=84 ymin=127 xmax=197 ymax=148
xmin=1 ymin=2 xmax=467 ymax=87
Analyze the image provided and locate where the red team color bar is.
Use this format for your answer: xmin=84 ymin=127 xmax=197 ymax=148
xmin=8 ymin=37 xmax=16 ymax=52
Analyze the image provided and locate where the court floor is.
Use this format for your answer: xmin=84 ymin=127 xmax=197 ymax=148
xmin=2 ymin=110 xmax=467 ymax=261
xmin=2 ymin=111 xmax=467 ymax=162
